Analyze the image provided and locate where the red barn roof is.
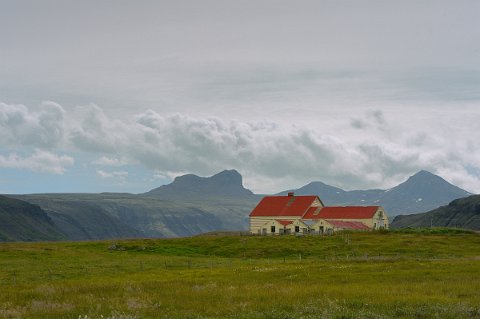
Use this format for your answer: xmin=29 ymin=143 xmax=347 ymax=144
xmin=303 ymin=206 xmax=379 ymax=219
xmin=249 ymin=195 xmax=320 ymax=217
xmin=327 ymin=220 xmax=370 ymax=230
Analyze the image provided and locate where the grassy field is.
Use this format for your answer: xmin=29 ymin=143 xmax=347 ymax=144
xmin=0 ymin=229 xmax=479 ymax=319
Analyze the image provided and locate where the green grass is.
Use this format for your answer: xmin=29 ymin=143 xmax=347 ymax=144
xmin=0 ymin=229 xmax=479 ymax=318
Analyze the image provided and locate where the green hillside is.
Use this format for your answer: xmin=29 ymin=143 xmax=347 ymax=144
xmin=392 ymin=195 xmax=480 ymax=230
xmin=0 ymin=230 xmax=479 ymax=318
xmin=0 ymin=195 xmax=66 ymax=241
xmin=14 ymin=193 xmax=257 ymax=239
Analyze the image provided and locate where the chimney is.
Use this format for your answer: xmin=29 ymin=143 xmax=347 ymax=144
xmin=288 ymin=192 xmax=294 ymax=197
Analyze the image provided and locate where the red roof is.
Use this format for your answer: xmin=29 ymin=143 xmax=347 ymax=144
xmin=327 ymin=220 xmax=370 ymax=230
xmin=303 ymin=206 xmax=379 ymax=219
xmin=249 ymin=195 xmax=319 ymax=217
xmin=276 ymin=220 xmax=293 ymax=226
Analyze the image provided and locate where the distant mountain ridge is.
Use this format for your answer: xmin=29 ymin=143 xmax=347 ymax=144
xmin=1 ymin=169 xmax=473 ymax=241
xmin=278 ymin=170 xmax=471 ymax=216
xmin=144 ymin=169 xmax=254 ymax=199
xmin=391 ymin=195 xmax=480 ymax=230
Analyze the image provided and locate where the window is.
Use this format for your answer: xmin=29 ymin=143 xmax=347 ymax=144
xmin=271 ymin=226 xmax=276 ymax=233
xmin=295 ymin=226 xmax=300 ymax=233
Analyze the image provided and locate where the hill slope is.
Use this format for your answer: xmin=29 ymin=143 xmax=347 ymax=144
xmin=279 ymin=170 xmax=471 ymax=216
xmin=13 ymin=193 xmax=248 ymax=239
xmin=0 ymin=195 xmax=66 ymax=241
xmin=5 ymin=170 xmax=260 ymax=240
xmin=391 ymin=195 xmax=480 ymax=230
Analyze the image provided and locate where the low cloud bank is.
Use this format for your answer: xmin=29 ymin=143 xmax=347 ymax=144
xmin=1 ymin=101 xmax=479 ymax=193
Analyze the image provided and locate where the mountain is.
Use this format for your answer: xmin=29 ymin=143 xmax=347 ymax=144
xmin=378 ymin=170 xmax=471 ymax=215
xmin=144 ymin=169 xmax=254 ymax=199
xmin=11 ymin=193 xmax=246 ymax=239
xmin=278 ymin=170 xmax=471 ymax=216
xmin=1 ymin=170 xmax=472 ymax=241
xmin=0 ymin=195 xmax=66 ymax=241
xmin=1 ymin=170 xmax=258 ymax=241
xmin=391 ymin=195 xmax=480 ymax=230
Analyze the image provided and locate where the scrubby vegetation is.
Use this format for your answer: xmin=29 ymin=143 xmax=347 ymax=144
xmin=0 ymin=229 xmax=479 ymax=318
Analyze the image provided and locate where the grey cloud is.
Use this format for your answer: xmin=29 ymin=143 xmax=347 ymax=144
xmin=370 ymin=110 xmax=385 ymax=126
xmin=349 ymin=109 xmax=386 ymax=131
xmin=3 ymin=101 xmax=480 ymax=193
xmin=96 ymin=170 xmax=129 ymax=184
xmin=0 ymin=101 xmax=65 ymax=148
xmin=351 ymin=119 xmax=367 ymax=129
xmin=69 ymin=104 xmax=128 ymax=154
xmin=0 ymin=149 xmax=74 ymax=174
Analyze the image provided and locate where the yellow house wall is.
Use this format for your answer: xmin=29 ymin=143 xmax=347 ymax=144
xmin=284 ymin=220 xmax=309 ymax=234
xmin=251 ymin=218 xmax=308 ymax=235
xmin=250 ymin=216 xmax=304 ymax=234
xmin=309 ymin=219 xmax=334 ymax=234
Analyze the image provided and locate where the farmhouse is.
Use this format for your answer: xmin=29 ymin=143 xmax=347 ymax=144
xmin=249 ymin=192 xmax=388 ymax=235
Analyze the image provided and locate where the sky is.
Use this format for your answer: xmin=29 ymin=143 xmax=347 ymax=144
xmin=1 ymin=0 xmax=480 ymax=194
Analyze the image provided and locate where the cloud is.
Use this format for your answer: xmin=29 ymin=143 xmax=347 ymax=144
xmin=0 ymin=101 xmax=65 ymax=149
xmin=2 ymin=101 xmax=480 ymax=193
xmin=69 ymin=104 xmax=129 ymax=153
xmin=91 ymin=156 xmax=127 ymax=167
xmin=96 ymin=170 xmax=129 ymax=184
xmin=0 ymin=149 xmax=74 ymax=174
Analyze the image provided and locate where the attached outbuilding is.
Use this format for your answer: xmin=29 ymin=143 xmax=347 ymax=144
xmin=303 ymin=206 xmax=389 ymax=230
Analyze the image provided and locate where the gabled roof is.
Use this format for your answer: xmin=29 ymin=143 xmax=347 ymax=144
xmin=249 ymin=195 xmax=320 ymax=217
xmin=304 ymin=206 xmax=380 ymax=219
xmin=275 ymin=220 xmax=293 ymax=226
xmin=327 ymin=220 xmax=370 ymax=230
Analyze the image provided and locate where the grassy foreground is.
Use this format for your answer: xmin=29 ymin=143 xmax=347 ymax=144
xmin=0 ymin=229 xmax=479 ymax=319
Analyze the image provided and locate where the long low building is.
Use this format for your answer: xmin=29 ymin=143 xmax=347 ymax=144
xmin=249 ymin=192 xmax=388 ymax=235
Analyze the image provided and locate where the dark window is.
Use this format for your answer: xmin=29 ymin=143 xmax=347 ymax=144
xmin=271 ymin=226 xmax=276 ymax=233
xmin=295 ymin=226 xmax=300 ymax=232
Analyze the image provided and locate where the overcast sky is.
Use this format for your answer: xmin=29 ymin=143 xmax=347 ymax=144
xmin=1 ymin=0 xmax=480 ymax=194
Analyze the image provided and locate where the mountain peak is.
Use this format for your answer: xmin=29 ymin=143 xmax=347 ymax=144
xmin=145 ymin=170 xmax=253 ymax=199
xmin=413 ymin=170 xmax=434 ymax=176
xmin=211 ymin=169 xmax=242 ymax=181
xmin=409 ymin=170 xmax=438 ymax=180
xmin=395 ymin=170 xmax=470 ymax=193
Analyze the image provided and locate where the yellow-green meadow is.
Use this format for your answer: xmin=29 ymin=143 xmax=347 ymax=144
xmin=1 ymin=229 xmax=479 ymax=319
